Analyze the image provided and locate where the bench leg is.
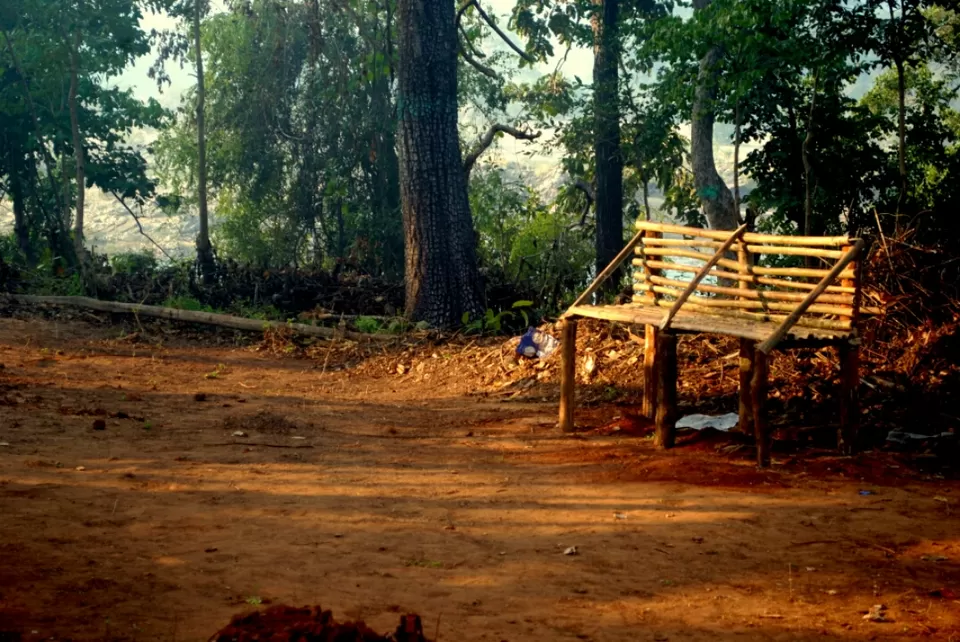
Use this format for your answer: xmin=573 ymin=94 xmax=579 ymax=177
xmin=655 ymin=331 xmax=678 ymax=449
xmin=751 ymin=349 xmax=771 ymax=468
xmin=738 ymin=338 xmax=755 ymax=434
xmin=559 ymin=318 xmax=578 ymax=433
xmin=838 ymin=342 xmax=860 ymax=455
xmin=643 ymin=324 xmax=659 ymax=419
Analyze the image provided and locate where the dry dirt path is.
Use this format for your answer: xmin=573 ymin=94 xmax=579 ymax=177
xmin=0 ymin=316 xmax=958 ymax=641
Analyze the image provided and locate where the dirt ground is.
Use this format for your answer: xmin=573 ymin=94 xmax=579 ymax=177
xmin=0 ymin=315 xmax=959 ymax=642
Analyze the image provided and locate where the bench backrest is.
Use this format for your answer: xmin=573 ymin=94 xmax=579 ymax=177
xmin=631 ymin=221 xmax=862 ymax=334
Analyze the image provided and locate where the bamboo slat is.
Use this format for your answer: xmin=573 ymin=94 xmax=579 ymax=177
xmin=627 ymin=297 xmax=853 ymax=331
xmin=757 ymin=240 xmax=865 ymax=353
xmin=659 ymin=224 xmax=748 ymax=331
xmin=632 ymin=256 xmax=856 ymax=280
xmin=635 ymin=220 xmax=854 ymax=247
xmin=641 ymin=238 xmax=845 ymax=259
xmin=635 ymin=274 xmax=854 ymax=305
xmin=636 ymin=260 xmax=857 ymax=293
xmin=633 ymin=284 xmax=855 ymax=316
xmin=569 ymin=303 xmax=851 ymax=340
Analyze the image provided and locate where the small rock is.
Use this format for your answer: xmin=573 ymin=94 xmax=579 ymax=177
xmin=75 ymin=466 xmax=86 ymax=471
xmin=0 ymin=442 xmax=10 ymax=447
xmin=194 ymin=393 xmax=207 ymax=402
xmin=614 ymin=512 xmax=627 ymax=520
xmin=806 ymin=567 xmax=817 ymax=572
xmin=232 ymin=430 xmax=247 ymax=437
xmin=499 ymin=551 xmax=506 ymax=556
xmin=563 ymin=546 xmax=579 ymax=556
xmin=863 ymin=604 xmax=887 ymax=622
xmin=92 ymin=419 xmax=106 ymax=431
xmin=691 ymin=537 xmax=704 ymax=544
xmin=291 ymin=436 xmax=307 ymax=440
xmin=826 ymin=589 xmax=838 ymax=596
xmin=333 ymin=533 xmax=344 ymax=538
xmin=204 ymin=547 xmax=219 ymax=553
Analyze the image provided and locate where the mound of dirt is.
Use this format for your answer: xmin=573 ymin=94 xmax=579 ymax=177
xmin=210 ymin=606 xmax=430 ymax=642
xmin=222 ymin=410 xmax=304 ymax=435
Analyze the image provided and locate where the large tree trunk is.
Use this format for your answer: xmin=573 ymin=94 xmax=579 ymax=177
xmin=67 ymin=32 xmax=85 ymax=258
xmin=397 ymin=0 xmax=483 ymax=327
xmin=690 ymin=0 xmax=737 ymax=231
xmin=194 ymin=0 xmax=215 ymax=284
xmin=592 ymin=0 xmax=624 ymax=295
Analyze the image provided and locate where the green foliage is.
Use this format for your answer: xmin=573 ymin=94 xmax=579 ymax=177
xmin=109 ymin=252 xmax=159 ymax=276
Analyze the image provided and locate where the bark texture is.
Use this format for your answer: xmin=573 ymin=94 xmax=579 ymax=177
xmin=592 ymin=0 xmax=624 ymax=293
xmin=397 ymin=0 xmax=483 ymax=327
xmin=690 ymin=0 xmax=738 ymax=231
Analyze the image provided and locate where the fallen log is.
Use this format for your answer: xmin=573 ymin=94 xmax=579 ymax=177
xmin=2 ymin=294 xmax=398 ymax=342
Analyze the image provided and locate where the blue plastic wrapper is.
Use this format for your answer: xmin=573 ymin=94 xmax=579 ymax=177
xmin=516 ymin=327 xmax=559 ymax=359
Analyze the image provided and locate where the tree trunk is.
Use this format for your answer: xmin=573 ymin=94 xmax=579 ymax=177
xmin=895 ymin=57 xmax=907 ymax=211
xmin=67 ymin=32 xmax=85 ymax=259
xmin=802 ymin=74 xmax=819 ymax=239
xmin=397 ymin=0 xmax=483 ymax=327
xmin=194 ymin=0 xmax=215 ymax=283
xmin=690 ymin=0 xmax=737 ymax=231
xmin=592 ymin=0 xmax=624 ymax=295
xmin=10 ymin=172 xmax=31 ymax=263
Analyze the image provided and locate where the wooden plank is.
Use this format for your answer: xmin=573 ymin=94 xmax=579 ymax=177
xmin=635 ymin=260 xmax=857 ymax=294
xmin=566 ymin=229 xmax=646 ymax=312
xmin=659 ymin=224 xmax=748 ymax=331
xmin=643 ymin=325 xmax=659 ymax=419
xmin=655 ymin=332 xmax=678 ymax=449
xmin=636 ymin=275 xmax=854 ymax=305
xmin=757 ymin=240 xmax=864 ymax=354
xmin=634 ymin=220 xmax=853 ymax=247
xmin=559 ymin=318 xmax=578 ymax=433
xmin=752 ymin=350 xmax=771 ymax=468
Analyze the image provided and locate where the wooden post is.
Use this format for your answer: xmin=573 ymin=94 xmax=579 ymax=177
xmin=751 ymin=350 xmax=771 ymax=468
xmin=643 ymin=324 xmax=659 ymax=419
xmin=837 ymin=244 xmax=861 ymax=454
xmin=655 ymin=331 xmax=677 ymax=449
xmin=738 ymin=338 xmax=755 ymax=435
xmin=559 ymin=318 xmax=578 ymax=433
xmin=838 ymin=342 xmax=860 ymax=455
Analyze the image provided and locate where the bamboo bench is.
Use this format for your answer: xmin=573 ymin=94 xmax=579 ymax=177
xmin=559 ymin=220 xmax=865 ymax=467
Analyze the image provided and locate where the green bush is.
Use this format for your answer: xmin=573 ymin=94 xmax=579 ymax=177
xmin=110 ymin=251 xmax=159 ymax=276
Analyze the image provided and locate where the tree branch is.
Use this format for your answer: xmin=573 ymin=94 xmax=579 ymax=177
xmin=109 ymin=191 xmax=174 ymax=261
xmin=459 ymin=0 xmax=536 ymax=63
xmin=463 ymin=124 xmax=541 ymax=179
xmin=571 ymin=178 xmax=595 ymax=228
xmin=459 ymin=42 xmax=499 ymax=79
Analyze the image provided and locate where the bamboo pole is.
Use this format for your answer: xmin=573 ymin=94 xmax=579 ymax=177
xmin=659 ymin=224 xmax=748 ymax=331
xmin=642 ymin=238 xmax=845 ymax=259
xmin=565 ymin=229 xmax=646 ymax=312
xmin=655 ymin=332 xmax=677 ymax=449
xmin=739 ymin=339 xmax=755 ymax=435
xmin=837 ymin=242 xmax=861 ymax=454
xmin=559 ymin=318 xmax=578 ymax=433
xmin=757 ymin=240 xmax=865 ymax=354
xmin=636 ymin=250 xmax=856 ymax=280
xmin=635 ymin=220 xmax=853 ymax=246
xmin=752 ymin=350 xmax=771 ymax=468
xmin=636 ymin=274 xmax=854 ymax=305
xmin=643 ymin=325 xmax=659 ymax=419
xmin=634 ymin=284 xmax=855 ymax=316
xmin=625 ymin=298 xmax=853 ymax=331
xmin=635 ymin=260 xmax=856 ymax=294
